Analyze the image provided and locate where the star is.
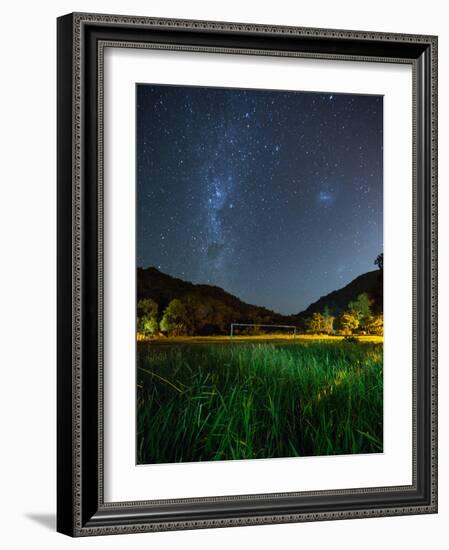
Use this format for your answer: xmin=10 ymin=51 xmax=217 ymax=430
xmin=137 ymin=83 xmax=383 ymax=314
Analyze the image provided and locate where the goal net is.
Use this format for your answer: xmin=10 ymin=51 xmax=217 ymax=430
xmin=230 ymin=323 xmax=297 ymax=339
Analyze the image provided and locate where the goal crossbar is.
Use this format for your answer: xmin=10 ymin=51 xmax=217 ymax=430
xmin=230 ymin=323 xmax=297 ymax=339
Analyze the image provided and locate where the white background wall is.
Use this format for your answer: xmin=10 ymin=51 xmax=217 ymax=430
xmin=0 ymin=1 xmax=446 ymax=548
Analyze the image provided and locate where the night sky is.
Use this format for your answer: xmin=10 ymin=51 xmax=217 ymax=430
xmin=136 ymin=84 xmax=383 ymax=315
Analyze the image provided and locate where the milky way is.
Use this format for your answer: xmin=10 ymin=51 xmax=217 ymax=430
xmin=137 ymin=84 xmax=383 ymax=314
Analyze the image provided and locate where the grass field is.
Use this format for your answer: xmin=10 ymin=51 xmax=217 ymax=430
xmin=137 ymin=340 xmax=383 ymax=464
xmin=137 ymin=333 xmax=383 ymax=344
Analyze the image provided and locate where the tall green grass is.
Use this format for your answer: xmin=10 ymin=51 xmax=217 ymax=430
xmin=137 ymin=342 xmax=383 ymax=464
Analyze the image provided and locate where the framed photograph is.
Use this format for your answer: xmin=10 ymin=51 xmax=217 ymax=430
xmin=57 ymin=12 xmax=438 ymax=536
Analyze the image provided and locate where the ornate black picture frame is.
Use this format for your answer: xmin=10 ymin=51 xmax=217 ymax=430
xmin=57 ymin=12 xmax=438 ymax=536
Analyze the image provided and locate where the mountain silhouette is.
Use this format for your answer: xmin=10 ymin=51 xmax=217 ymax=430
xmin=137 ymin=266 xmax=382 ymax=332
xmin=297 ymin=270 xmax=382 ymax=318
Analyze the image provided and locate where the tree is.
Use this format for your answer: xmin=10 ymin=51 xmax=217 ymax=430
xmin=322 ymin=306 xmax=335 ymax=334
xmin=141 ymin=316 xmax=159 ymax=335
xmin=375 ymin=253 xmax=383 ymax=271
xmin=348 ymin=293 xmax=373 ymax=324
xmin=137 ymin=298 xmax=158 ymax=318
xmin=308 ymin=312 xmax=325 ymax=334
xmin=364 ymin=314 xmax=383 ymax=336
xmin=160 ymin=299 xmax=189 ymax=336
xmin=373 ymin=253 xmax=384 ymax=315
xmin=183 ymin=294 xmax=218 ymax=334
xmin=137 ymin=298 xmax=158 ymax=336
xmin=307 ymin=311 xmax=334 ymax=334
xmin=336 ymin=310 xmax=359 ymax=335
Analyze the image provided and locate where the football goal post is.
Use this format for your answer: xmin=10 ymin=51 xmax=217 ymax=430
xmin=230 ymin=323 xmax=297 ymax=339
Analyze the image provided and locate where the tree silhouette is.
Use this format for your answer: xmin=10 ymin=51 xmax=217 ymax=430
xmin=375 ymin=253 xmax=383 ymax=271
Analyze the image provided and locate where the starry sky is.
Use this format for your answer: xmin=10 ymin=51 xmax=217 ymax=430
xmin=136 ymin=84 xmax=383 ymax=315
